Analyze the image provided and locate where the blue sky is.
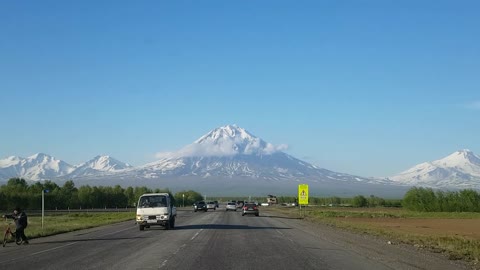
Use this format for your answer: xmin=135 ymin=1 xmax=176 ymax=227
xmin=1 ymin=1 xmax=479 ymax=177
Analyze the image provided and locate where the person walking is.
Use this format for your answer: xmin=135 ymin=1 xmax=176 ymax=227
xmin=2 ymin=207 xmax=29 ymax=244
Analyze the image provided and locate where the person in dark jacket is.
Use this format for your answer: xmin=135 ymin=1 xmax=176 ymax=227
xmin=2 ymin=207 xmax=29 ymax=244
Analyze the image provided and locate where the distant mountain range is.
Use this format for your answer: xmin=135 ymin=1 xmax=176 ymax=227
xmin=0 ymin=154 xmax=131 ymax=181
xmin=389 ymin=149 xmax=480 ymax=189
xmin=0 ymin=125 xmax=479 ymax=195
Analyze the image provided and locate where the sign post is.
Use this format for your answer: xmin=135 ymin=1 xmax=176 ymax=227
xmin=298 ymin=184 xmax=309 ymax=217
xmin=42 ymin=189 xmax=50 ymax=229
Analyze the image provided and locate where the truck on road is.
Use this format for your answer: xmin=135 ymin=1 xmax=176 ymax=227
xmin=136 ymin=193 xmax=177 ymax=231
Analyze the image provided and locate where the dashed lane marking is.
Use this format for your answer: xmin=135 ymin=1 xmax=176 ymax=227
xmin=190 ymin=229 xmax=204 ymax=241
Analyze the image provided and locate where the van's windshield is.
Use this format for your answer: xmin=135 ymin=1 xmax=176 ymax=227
xmin=139 ymin=195 xmax=167 ymax=208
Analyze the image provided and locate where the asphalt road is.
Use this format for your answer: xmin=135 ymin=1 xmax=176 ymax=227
xmin=0 ymin=207 xmax=469 ymax=270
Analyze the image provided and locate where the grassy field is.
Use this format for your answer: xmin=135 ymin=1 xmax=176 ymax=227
xmin=3 ymin=212 xmax=135 ymax=241
xmin=269 ymin=206 xmax=480 ymax=265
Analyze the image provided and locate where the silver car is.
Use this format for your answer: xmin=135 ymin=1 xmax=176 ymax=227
xmin=206 ymin=201 xmax=216 ymax=210
xmin=242 ymin=203 xmax=259 ymax=216
xmin=226 ymin=202 xmax=237 ymax=211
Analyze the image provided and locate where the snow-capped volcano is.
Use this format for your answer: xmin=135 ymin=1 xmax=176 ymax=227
xmin=134 ymin=125 xmax=368 ymax=182
xmin=0 ymin=153 xmax=74 ymax=180
xmin=390 ymin=149 xmax=480 ymax=188
xmin=159 ymin=124 xmax=288 ymax=159
xmin=67 ymin=155 xmax=132 ymax=178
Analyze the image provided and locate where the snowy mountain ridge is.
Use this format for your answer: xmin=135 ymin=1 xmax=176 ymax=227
xmin=0 ymin=154 xmax=130 ymax=180
xmin=0 ymin=153 xmax=75 ymax=181
xmin=390 ymin=149 xmax=480 ymax=188
xmin=1 ymin=126 xmax=479 ymax=190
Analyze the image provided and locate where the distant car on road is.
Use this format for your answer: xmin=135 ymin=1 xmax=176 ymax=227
xmin=242 ymin=203 xmax=259 ymax=216
xmin=193 ymin=201 xmax=207 ymax=212
xmin=207 ymin=201 xmax=216 ymax=210
xmin=226 ymin=202 xmax=237 ymax=211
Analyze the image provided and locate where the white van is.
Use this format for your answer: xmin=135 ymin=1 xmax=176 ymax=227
xmin=136 ymin=193 xmax=177 ymax=231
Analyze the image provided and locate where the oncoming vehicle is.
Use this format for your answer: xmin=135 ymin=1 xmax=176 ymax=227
xmin=242 ymin=203 xmax=259 ymax=216
xmin=225 ymin=202 xmax=237 ymax=211
xmin=193 ymin=201 xmax=207 ymax=212
xmin=136 ymin=193 xmax=177 ymax=231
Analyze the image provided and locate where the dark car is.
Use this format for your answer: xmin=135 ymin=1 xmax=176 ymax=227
xmin=193 ymin=201 xmax=207 ymax=212
xmin=236 ymin=200 xmax=245 ymax=209
xmin=242 ymin=203 xmax=259 ymax=216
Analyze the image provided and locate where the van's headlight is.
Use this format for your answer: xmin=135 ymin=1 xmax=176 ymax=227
xmin=136 ymin=215 xmax=143 ymax=221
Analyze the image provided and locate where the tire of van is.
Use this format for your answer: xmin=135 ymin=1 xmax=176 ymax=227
xmin=165 ymin=219 xmax=171 ymax=230
xmin=139 ymin=225 xmax=145 ymax=231
xmin=170 ymin=216 xmax=175 ymax=229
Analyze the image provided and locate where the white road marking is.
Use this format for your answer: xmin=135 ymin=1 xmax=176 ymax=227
xmin=276 ymin=228 xmax=295 ymax=243
xmin=160 ymin=259 xmax=168 ymax=268
xmin=30 ymin=242 xmax=78 ymax=256
xmin=190 ymin=229 xmax=204 ymax=240
xmin=3 ymin=225 xmax=134 ymax=263
xmin=96 ymin=226 xmax=134 ymax=238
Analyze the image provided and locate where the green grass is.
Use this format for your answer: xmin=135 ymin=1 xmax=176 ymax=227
xmin=267 ymin=206 xmax=480 ymax=265
xmin=3 ymin=212 xmax=135 ymax=240
xmin=288 ymin=206 xmax=480 ymax=219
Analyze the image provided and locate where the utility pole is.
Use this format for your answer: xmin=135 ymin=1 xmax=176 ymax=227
xmin=42 ymin=189 xmax=50 ymax=229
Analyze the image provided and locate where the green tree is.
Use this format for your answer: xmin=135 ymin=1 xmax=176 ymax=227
xmin=352 ymin=195 xmax=368 ymax=207
xmin=175 ymin=190 xmax=203 ymax=207
xmin=402 ymin=187 xmax=438 ymax=211
xmin=124 ymin=186 xmax=135 ymax=207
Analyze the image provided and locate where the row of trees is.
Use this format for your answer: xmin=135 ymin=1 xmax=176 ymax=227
xmin=271 ymin=195 xmax=401 ymax=208
xmin=0 ymin=178 xmax=203 ymax=211
xmin=2 ymin=178 xmax=478 ymax=212
xmin=223 ymin=195 xmax=395 ymax=208
xmin=402 ymin=187 xmax=480 ymax=212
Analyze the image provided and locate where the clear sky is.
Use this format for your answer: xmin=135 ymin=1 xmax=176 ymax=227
xmin=1 ymin=1 xmax=479 ymax=177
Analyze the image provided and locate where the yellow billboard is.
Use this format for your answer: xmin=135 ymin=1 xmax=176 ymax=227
xmin=298 ymin=184 xmax=309 ymax=205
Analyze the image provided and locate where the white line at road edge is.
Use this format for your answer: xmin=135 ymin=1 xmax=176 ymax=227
xmin=276 ymin=229 xmax=295 ymax=244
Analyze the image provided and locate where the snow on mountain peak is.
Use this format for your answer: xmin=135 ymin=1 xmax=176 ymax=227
xmin=0 ymin=153 xmax=75 ymax=180
xmin=194 ymin=124 xmax=255 ymax=144
xmin=434 ymin=149 xmax=480 ymax=167
xmin=29 ymin=153 xmax=49 ymax=160
xmin=391 ymin=149 xmax=480 ymax=188
xmin=0 ymin=156 xmax=21 ymax=167
xmin=76 ymin=155 xmax=132 ymax=172
xmin=156 ymin=125 xmax=288 ymax=159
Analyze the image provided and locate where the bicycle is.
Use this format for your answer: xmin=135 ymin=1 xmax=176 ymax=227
xmin=3 ymin=219 xmax=23 ymax=247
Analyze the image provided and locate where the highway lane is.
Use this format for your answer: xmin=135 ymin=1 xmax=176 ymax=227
xmin=0 ymin=207 xmax=469 ymax=270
